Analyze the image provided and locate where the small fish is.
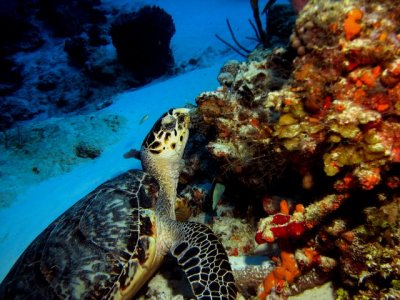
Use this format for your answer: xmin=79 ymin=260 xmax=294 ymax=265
xmin=139 ymin=114 xmax=149 ymax=124
xmin=212 ymin=182 xmax=226 ymax=210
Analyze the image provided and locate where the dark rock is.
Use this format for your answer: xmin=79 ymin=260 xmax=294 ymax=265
xmin=75 ymin=141 xmax=101 ymax=159
xmin=64 ymin=37 xmax=90 ymax=67
xmin=0 ymin=97 xmax=40 ymax=130
xmin=37 ymin=0 xmax=106 ymax=37
xmin=52 ymin=88 xmax=89 ymax=112
xmin=0 ymin=3 xmax=44 ymax=56
xmin=84 ymin=61 xmax=119 ymax=84
xmin=37 ymin=73 xmax=60 ymax=91
xmin=110 ymin=6 xmax=175 ymax=81
xmin=55 ymin=97 xmax=69 ymax=108
xmin=0 ymin=58 xmax=23 ymax=96
xmin=96 ymin=99 xmax=113 ymax=110
xmin=88 ymin=25 xmax=108 ymax=47
xmin=83 ymin=50 xmax=121 ymax=84
xmin=188 ymin=58 xmax=199 ymax=66
xmin=0 ymin=113 xmax=14 ymax=131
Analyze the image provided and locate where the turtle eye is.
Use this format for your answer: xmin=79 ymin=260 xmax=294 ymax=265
xmin=161 ymin=115 xmax=176 ymax=131
xmin=151 ymin=141 xmax=161 ymax=149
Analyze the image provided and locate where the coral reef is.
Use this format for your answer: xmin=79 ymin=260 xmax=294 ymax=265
xmin=211 ymin=216 xmax=256 ymax=257
xmin=196 ymin=0 xmax=400 ymax=298
xmin=197 ymin=48 xmax=294 ymax=190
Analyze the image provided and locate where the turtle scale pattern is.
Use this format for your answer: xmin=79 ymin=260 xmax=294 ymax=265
xmin=0 ymin=170 xmax=159 ymax=299
xmin=171 ymin=222 xmax=237 ymax=299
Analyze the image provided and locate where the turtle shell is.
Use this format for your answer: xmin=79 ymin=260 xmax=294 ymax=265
xmin=0 ymin=170 xmax=160 ymax=299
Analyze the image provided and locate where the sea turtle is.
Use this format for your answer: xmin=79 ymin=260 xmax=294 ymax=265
xmin=0 ymin=108 xmax=237 ymax=299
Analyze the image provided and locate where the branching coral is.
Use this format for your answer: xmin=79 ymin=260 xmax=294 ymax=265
xmin=216 ymin=0 xmax=296 ymax=56
xmin=196 ymin=0 xmax=400 ymax=298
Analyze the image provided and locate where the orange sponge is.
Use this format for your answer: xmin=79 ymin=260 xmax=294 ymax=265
xmin=343 ymin=9 xmax=363 ymax=40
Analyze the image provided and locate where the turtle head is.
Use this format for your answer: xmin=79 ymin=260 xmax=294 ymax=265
xmin=141 ymin=108 xmax=190 ymax=184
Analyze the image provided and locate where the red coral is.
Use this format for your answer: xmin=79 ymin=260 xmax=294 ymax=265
xmin=272 ymin=214 xmax=291 ymax=225
xmin=255 ymin=231 xmax=267 ymax=244
xmin=287 ymin=221 xmax=307 ymax=237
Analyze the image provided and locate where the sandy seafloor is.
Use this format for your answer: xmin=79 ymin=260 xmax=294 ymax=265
xmin=0 ymin=0 xmax=258 ymax=283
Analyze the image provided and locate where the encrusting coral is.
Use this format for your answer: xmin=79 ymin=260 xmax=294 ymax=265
xmin=197 ymin=47 xmax=293 ymax=190
xmin=195 ymin=0 xmax=400 ymax=298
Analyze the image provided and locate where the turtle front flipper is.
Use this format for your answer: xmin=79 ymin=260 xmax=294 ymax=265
xmin=170 ymin=221 xmax=237 ymax=300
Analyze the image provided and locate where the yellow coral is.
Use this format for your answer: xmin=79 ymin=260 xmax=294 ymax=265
xmin=323 ymin=145 xmax=362 ymax=176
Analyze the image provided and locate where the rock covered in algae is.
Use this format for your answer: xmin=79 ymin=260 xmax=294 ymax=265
xmin=197 ymin=48 xmax=294 ymax=190
xmin=195 ymin=0 xmax=400 ymax=298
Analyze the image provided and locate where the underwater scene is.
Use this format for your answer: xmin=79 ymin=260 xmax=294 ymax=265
xmin=1 ymin=0 xmax=400 ymax=299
